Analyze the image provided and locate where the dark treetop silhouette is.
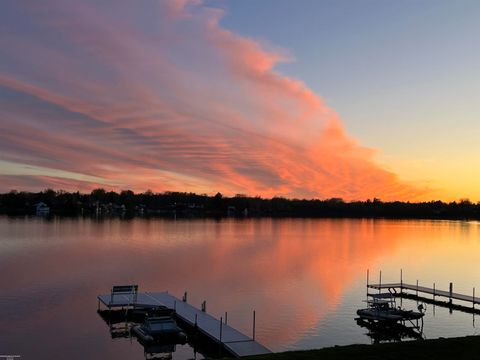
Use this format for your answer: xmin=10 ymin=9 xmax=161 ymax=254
xmin=1 ymin=189 xmax=479 ymax=220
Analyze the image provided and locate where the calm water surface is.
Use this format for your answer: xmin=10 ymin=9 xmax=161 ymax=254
xmin=1 ymin=217 xmax=480 ymax=359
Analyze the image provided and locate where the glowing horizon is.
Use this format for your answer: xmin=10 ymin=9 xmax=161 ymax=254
xmin=1 ymin=1 xmax=476 ymax=201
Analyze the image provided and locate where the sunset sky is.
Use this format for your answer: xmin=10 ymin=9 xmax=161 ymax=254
xmin=1 ymin=0 xmax=479 ymax=201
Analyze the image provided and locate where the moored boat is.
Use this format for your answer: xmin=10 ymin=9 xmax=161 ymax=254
xmin=356 ymin=294 xmax=425 ymax=323
xmin=132 ymin=316 xmax=187 ymax=343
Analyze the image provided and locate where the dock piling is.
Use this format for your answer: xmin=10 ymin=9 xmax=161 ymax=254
xmin=219 ymin=316 xmax=223 ymax=342
xmin=474 ymin=288 xmax=476 ymax=327
xmin=474 ymin=288 xmax=476 ymax=310
xmin=201 ymin=300 xmax=206 ymax=312
xmin=379 ymin=271 xmax=382 ymax=294
xmin=225 ymin=312 xmax=228 ymax=324
xmin=400 ymin=269 xmax=403 ymax=294
xmin=183 ymin=291 xmax=188 ymax=302
xmin=219 ymin=316 xmax=223 ymax=357
xmin=253 ymin=310 xmax=256 ymax=341
xmin=449 ymin=283 xmax=453 ymax=305
xmin=366 ymin=269 xmax=369 ymax=298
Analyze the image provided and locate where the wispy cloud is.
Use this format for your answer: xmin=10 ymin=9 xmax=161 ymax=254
xmin=0 ymin=1 xmax=429 ymax=200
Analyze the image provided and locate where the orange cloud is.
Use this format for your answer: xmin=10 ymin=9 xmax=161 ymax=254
xmin=0 ymin=1 xmax=429 ymax=200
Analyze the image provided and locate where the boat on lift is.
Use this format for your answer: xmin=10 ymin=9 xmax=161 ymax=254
xmin=356 ymin=294 xmax=425 ymax=323
xmin=132 ymin=316 xmax=187 ymax=343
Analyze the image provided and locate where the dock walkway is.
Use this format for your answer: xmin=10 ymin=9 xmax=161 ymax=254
xmin=98 ymin=291 xmax=271 ymax=357
xmin=368 ymin=282 xmax=480 ymax=306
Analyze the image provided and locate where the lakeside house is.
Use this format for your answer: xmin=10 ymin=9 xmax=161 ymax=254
xmin=35 ymin=202 xmax=50 ymax=216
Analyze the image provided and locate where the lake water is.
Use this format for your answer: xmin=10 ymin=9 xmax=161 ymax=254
xmin=1 ymin=216 xmax=480 ymax=359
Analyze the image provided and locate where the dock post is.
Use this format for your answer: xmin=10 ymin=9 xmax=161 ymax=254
xmin=400 ymin=269 xmax=403 ymax=294
xmin=416 ymin=280 xmax=419 ymax=297
xmin=366 ymin=269 xmax=369 ymax=298
xmin=219 ymin=316 xmax=223 ymax=357
xmin=473 ymin=288 xmax=476 ymax=310
xmin=474 ymin=287 xmax=476 ymax=328
xmin=433 ymin=283 xmax=436 ymax=299
xmin=449 ymin=283 xmax=453 ymax=305
xmin=253 ymin=310 xmax=256 ymax=341
xmin=183 ymin=291 xmax=188 ymax=302
xmin=219 ymin=316 xmax=223 ymax=342
xmin=379 ymin=271 xmax=382 ymax=294
xmin=225 ymin=312 xmax=228 ymax=324
xmin=201 ymin=301 xmax=206 ymax=312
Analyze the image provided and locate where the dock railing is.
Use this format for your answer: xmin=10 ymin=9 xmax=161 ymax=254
xmin=110 ymin=284 xmax=138 ymax=308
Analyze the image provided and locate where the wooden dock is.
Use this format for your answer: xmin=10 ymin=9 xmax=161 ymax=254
xmin=368 ymin=282 xmax=480 ymax=306
xmin=365 ymin=270 xmax=479 ymax=313
xmin=97 ymin=290 xmax=272 ymax=357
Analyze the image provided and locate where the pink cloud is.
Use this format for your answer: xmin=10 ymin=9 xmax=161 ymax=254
xmin=0 ymin=1 xmax=430 ymax=200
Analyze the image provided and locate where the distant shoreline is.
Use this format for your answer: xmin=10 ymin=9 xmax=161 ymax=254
xmin=1 ymin=189 xmax=479 ymax=220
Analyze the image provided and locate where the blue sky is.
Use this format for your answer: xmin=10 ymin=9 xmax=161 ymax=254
xmin=215 ymin=0 xmax=480 ymax=199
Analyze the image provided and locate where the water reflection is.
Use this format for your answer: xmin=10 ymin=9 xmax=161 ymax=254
xmin=1 ymin=217 xmax=480 ymax=358
xmin=355 ymin=318 xmax=424 ymax=344
xmin=97 ymin=309 xmax=187 ymax=360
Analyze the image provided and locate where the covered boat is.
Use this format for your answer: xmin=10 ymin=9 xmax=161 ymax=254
xmin=356 ymin=294 xmax=425 ymax=323
xmin=132 ymin=316 xmax=187 ymax=343
xmin=98 ymin=305 xmax=174 ymax=325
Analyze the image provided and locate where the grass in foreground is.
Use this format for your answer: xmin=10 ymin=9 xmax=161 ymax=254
xmin=245 ymin=336 xmax=480 ymax=360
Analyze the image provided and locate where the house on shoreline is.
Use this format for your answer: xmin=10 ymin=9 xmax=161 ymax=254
xmin=35 ymin=202 xmax=50 ymax=216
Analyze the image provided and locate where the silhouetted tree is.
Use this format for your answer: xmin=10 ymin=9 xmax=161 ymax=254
xmin=90 ymin=188 xmax=107 ymax=203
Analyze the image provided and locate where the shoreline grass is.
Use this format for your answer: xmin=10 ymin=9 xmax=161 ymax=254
xmin=245 ymin=335 xmax=480 ymax=360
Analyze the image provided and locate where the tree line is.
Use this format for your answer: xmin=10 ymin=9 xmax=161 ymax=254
xmin=1 ymin=188 xmax=479 ymax=219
